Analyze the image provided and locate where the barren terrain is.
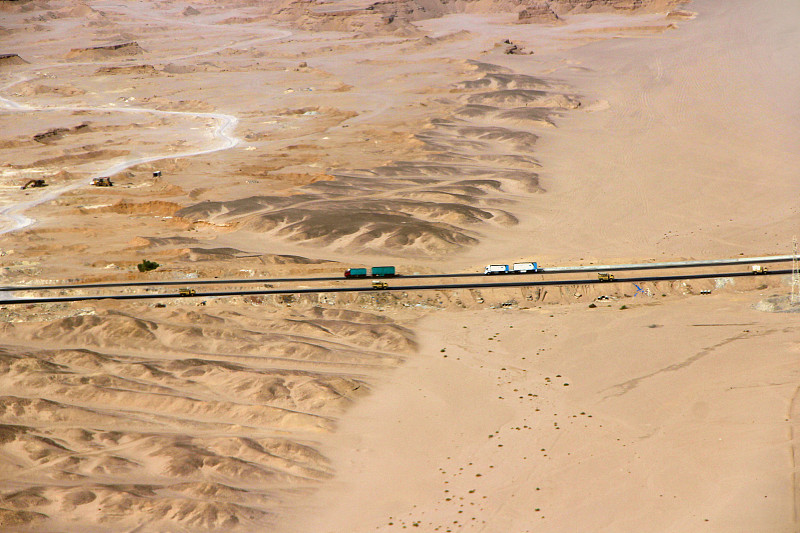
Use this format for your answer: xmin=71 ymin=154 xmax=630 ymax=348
xmin=1 ymin=0 xmax=799 ymax=531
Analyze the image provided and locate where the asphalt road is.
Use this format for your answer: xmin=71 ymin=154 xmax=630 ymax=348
xmin=0 ymin=269 xmax=790 ymax=306
xmin=0 ymin=255 xmax=792 ymax=292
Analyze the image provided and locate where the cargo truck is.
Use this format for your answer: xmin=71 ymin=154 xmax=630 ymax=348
xmin=372 ymin=281 xmax=389 ymax=289
xmin=344 ymin=268 xmax=368 ymax=278
xmin=512 ymin=262 xmax=538 ymax=273
xmin=597 ymin=273 xmax=614 ymax=282
xmin=484 ymin=264 xmax=509 ymax=275
xmin=371 ymin=266 xmax=396 ymax=277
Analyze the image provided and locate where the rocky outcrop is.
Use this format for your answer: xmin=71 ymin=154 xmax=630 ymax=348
xmin=270 ymin=0 xmax=687 ymax=33
xmin=518 ymin=3 xmax=560 ymax=23
xmin=0 ymin=53 xmax=27 ymax=66
xmin=66 ymin=41 xmax=144 ymax=60
xmin=95 ymin=64 xmax=159 ymax=76
xmin=548 ymin=0 xmax=684 ymax=14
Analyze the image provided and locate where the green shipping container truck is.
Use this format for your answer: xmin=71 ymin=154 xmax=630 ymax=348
xmin=344 ymin=266 xmax=396 ymax=278
xmin=371 ymin=266 xmax=396 ymax=277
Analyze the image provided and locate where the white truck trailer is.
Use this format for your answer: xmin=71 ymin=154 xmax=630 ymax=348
xmin=484 ymin=264 xmax=509 ymax=275
xmin=512 ymin=262 xmax=538 ymax=273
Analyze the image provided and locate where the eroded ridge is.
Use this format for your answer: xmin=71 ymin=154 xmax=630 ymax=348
xmin=177 ymin=60 xmax=580 ymax=256
xmin=0 ymin=304 xmax=413 ymax=531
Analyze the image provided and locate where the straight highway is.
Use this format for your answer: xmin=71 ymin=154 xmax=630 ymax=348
xmin=0 ymin=268 xmax=791 ymax=306
xmin=0 ymin=255 xmax=792 ymax=292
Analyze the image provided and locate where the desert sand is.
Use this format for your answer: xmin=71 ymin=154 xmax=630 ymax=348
xmin=0 ymin=0 xmax=798 ymax=531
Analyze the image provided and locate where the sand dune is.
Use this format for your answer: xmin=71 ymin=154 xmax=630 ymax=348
xmin=0 ymin=300 xmax=406 ymax=531
xmin=453 ymin=72 xmax=551 ymax=90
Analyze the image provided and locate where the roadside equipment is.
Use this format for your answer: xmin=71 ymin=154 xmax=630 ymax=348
xmin=21 ymin=179 xmax=46 ymax=189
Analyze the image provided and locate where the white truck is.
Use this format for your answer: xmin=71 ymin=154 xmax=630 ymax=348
xmin=484 ymin=264 xmax=509 ymax=275
xmin=512 ymin=262 xmax=538 ymax=273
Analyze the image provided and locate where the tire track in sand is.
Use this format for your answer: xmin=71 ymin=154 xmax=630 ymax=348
xmin=0 ymin=7 xmax=293 ymax=236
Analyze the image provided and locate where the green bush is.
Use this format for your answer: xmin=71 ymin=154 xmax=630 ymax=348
xmin=137 ymin=259 xmax=160 ymax=272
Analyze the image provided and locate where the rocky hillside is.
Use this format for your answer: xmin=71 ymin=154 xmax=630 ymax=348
xmin=267 ymin=0 xmax=687 ymax=32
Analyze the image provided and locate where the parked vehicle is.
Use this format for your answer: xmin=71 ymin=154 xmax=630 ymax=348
xmin=178 ymin=288 xmax=196 ymax=296
xmin=512 ymin=262 xmax=538 ymax=273
xmin=597 ymin=273 xmax=614 ymax=282
xmin=484 ymin=264 xmax=509 ymax=275
xmin=371 ymin=266 xmax=396 ymax=277
xmin=752 ymin=265 xmax=768 ymax=274
xmin=344 ymin=268 xmax=368 ymax=278
xmin=372 ymin=281 xmax=389 ymax=289
xmin=92 ymin=177 xmax=113 ymax=186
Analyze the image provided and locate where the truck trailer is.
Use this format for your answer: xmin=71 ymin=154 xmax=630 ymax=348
xmin=484 ymin=264 xmax=509 ymax=275
xmin=512 ymin=262 xmax=538 ymax=273
xmin=371 ymin=266 xmax=396 ymax=277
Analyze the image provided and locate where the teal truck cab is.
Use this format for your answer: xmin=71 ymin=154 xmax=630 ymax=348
xmin=344 ymin=268 xmax=368 ymax=278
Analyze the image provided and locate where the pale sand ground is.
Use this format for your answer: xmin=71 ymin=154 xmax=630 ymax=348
xmin=1 ymin=0 xmax=799 ymax=531
xmin=290 ymin=292 xmax=800 ymax=532
xmin=526 ymin=0 xmax=800 ymax=263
